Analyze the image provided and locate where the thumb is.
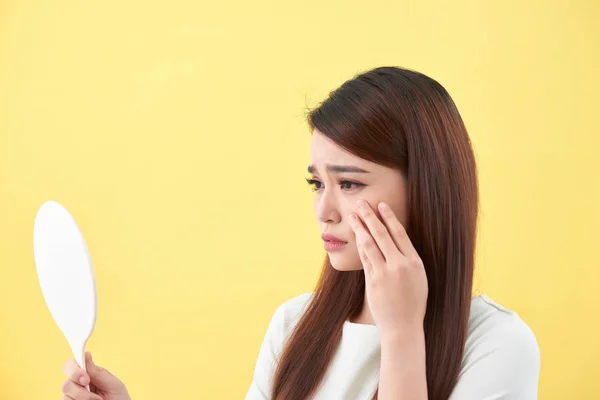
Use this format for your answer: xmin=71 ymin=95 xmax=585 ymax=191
xmin=85 ymin=352 xmax=119 ymax=388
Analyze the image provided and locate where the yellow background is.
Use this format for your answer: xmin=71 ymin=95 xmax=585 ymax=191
xmin=1 ymin=0 xmax=598 ymax=398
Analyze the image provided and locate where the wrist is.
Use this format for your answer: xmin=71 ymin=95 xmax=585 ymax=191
xmin=380 ymin=325 xmax=424 ymax=347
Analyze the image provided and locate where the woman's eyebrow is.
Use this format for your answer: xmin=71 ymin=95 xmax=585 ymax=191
xmin=307 ymin=164 xmax=370 ymax=174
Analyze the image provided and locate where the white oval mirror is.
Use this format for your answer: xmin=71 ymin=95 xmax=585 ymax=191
xmin=33 ymin=200 xmax=97 ymax=391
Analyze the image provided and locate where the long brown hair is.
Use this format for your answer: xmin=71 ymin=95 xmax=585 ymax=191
xmin=272 ymin=66 xmax=479 ymax=400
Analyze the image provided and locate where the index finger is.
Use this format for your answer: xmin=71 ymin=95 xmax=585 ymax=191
xmin=356 ymin=200 xmax=401 ymax=262
xmin=63 ymin=359 xmax=90 ymax=386
xmin=377 ymin=202 xmax=419 ymax=259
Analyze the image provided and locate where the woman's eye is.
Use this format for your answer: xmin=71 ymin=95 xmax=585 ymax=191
xmin=305 ymin=178 xmax=322 ymax=191
xmin=339 ymin=180 xmax=364 ymax=190
xmin=340 ymin=180 xmax=354 ymax=190
xmin=305 ymin=178 xmax=365 ymax=192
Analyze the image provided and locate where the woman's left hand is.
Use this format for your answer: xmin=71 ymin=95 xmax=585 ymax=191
xmin=349 ymin=200 xmax=429 ymax=340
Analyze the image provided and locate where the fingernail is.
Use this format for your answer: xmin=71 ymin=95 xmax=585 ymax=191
xmin=79 ymin=375 xmax=88 ymax=385
xmin=378 ymin=202 xmax=389 ymax=211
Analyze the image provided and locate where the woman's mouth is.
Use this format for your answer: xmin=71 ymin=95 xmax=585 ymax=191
xmin=321 ymin=233 xmax=348 ymax=252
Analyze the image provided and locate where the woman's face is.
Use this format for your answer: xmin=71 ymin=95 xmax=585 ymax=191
xmin=309 ymin=130 xmax=408 ymax=271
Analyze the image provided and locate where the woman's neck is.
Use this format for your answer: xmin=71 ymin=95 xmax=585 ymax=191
xmin=349 ymin=295 xmax=376 ymax=325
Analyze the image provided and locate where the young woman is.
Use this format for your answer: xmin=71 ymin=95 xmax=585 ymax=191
xmin=61 ymin=66 xmax=540 ymax=400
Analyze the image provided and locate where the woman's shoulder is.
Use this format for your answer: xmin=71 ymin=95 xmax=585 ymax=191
xmin=261 ymin=292 xmax=316 ymax=344
xmin=272 ymin=292 xmax=315 ymax=330
xmin=449 ymin=295 xmax=541 ymax=397
xmin=465 ymin=295 xmax=540 ymax=366
xmin=469 ymin=295 xmax=537 ymax=337
xmin=280 ymin=292 xmax=315 ymax=311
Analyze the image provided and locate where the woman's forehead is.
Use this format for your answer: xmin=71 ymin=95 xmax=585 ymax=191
xmin=310 ymin=135 xmax=391 ymax=175
xmin=310 ymin=132 xmax=359 ymax=161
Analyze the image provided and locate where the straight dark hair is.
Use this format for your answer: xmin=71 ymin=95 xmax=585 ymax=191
xmin=272 ymin=66 xmax=479 ymax=400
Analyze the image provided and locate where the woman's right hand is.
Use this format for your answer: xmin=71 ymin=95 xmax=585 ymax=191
xmin=62 ymin=352 xmax=131 ymax=400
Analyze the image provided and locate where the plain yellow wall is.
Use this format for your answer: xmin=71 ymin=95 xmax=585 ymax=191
xmin=1 ymin=0 xmax=598 ymax=398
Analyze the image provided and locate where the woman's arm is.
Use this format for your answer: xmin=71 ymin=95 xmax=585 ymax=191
xmin=349 ymin=202 xmax=430 ymax=399
xmin=378 ymin=329 xmax=428 ymax=400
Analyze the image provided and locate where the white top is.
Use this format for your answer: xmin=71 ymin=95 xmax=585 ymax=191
xmin=245 ymin=293 xmax=540 ymax=400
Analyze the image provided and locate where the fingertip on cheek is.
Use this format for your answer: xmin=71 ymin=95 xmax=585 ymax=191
xmin=348 ymin=214 xmax=358 ymax=226
xmin=357 ymin=200 xmax=368 ymax=209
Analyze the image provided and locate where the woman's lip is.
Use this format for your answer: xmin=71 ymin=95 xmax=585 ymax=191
xmin=321 ymin=233 xmax=347 ymax=242
xmin=324 ymin=241 xmax=347 ymax=251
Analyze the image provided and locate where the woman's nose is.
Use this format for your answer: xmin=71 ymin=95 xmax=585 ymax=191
xmin=315 ymin=191 xmax=342 ymax=223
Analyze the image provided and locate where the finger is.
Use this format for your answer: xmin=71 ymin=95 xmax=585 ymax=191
xmin=377 ymin=202 xmax=419 ymax=260
xmin=349 ymin=213 xmax=385 ymax=273
xmin=357 ymin=200 xmax=402 ymax=262
xmin=61 ymin=379 xmax=102 ymax=399
xmin=356 ymin=237 xmax=374 ymax=276
xmin=63 ymin=359 xmax=90 ymax=387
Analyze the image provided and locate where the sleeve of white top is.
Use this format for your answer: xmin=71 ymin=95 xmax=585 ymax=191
xmin=449 ymin=314 xmax=541 ymax=400
xmin=244 ymin=304 xmax=286 ymax=400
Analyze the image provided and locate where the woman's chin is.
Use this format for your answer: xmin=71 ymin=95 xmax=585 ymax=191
xmin=332 ymin=266 xmax=363 ymax=272
xmin=329 ymin=258 xmax=364 ymax=271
